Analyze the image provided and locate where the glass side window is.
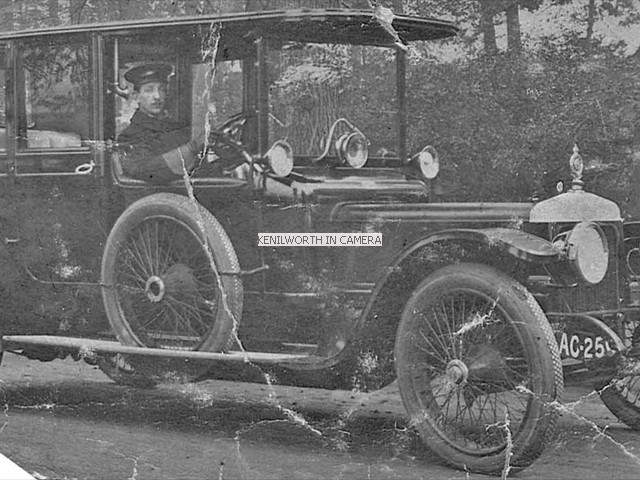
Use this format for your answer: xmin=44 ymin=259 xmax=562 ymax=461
xmin=20 ymin=40 xmax=90 ymax=150
xmin=191 ymin=60 xmax=244 ymax=134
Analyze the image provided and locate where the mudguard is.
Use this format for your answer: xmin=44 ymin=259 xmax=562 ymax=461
xmin=341 ymin=228 xmax=559 ymax=389
xmin=394 ymin=227 xmax=560 ymax=266
xmin=281 ymin=228 xmax=560 ymax=391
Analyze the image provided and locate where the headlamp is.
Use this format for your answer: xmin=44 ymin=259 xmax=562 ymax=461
xmin=336 ymin=131 xmax=368 ymax=168
xmin=412 ymin=146 xmax=439 ymax=180
xmin=566 ymin=221 xmax=609 ymax=285
xmin=265 ymin=140 xmax=294 ymax=177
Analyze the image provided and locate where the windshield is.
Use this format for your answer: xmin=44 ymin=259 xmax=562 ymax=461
xmin=268 ymin=42 xmax=398 ymax=160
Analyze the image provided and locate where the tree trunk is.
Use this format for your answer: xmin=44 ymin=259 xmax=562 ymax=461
xmin=246 ymin=0 xmax=343 ymax=10
xmin=48 ymin=0 xmax=59 ymax=26
xmin=69 ymin=0 xmax=88 ymax=24
xmin=480 ymin=2 xmax=498 ymax=56
xmin=585 ymin=0 xmax=596 ymax=48
xmin=0 ymin=0 xmax=15 ymax=31
xmin=506 ymin=3 xmax=521 ymax=53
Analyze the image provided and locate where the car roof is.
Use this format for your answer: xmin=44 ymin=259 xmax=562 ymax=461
xmin=0 ymin=9 xmax=458 ymax=46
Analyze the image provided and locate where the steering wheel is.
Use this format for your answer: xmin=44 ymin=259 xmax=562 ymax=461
xmin=217 ymin=112 xmax=248 ymax=143
xmin=205 ymin=112 xmax=255 ymax=174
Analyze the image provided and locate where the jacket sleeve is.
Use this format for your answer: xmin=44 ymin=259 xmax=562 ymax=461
xmin=119 ymin=145 xmax=182 ymax=184
xmin=118 ymin=126 xmax=198 ymax=185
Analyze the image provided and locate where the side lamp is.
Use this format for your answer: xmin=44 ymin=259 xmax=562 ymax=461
xmin=411 ymin=145 xmax=439 ymax=180
xmin=264 ymin=140 xmax=294 ymax=177
xmin=311 ymin=118 xmax=369 ymax=168
xmin=335 ymin=131 xmax=369 ymax=168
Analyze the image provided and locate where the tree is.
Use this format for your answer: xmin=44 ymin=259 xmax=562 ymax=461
xmin=48 ymin=0 xmax=59 ymax=26
xmin=0 ymin=1 xmax=15 ymax=31
xmin=245 ymin=0 xmax=343 ymax=10
xmin=480 ymin=1 xmax=544 ymax=55
xmin=506 ymin=2 xmax=522 ymax=52
xmin=480 ymin=1 xmax=499 ymax=55
xmin=406 ymin=0 xmax=545 ymax=56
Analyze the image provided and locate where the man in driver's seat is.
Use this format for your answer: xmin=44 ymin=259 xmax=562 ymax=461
xmin=118 ymin=63 xmax=202 ymax=184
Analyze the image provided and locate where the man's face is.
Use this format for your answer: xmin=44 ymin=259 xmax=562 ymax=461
xmin=133 ymin=81 xmax=167 ymax=116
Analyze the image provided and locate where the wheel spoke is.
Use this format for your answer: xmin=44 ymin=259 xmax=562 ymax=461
xmin=166 ymin=295 xmax=211 ymax=332
xmin=426 ymin=307 xmax=455 ymax=360
xmin=416 ymin=330 xmax=449 ymax=366
xmin=140 ymin=306 xmax=170 ymax=331
xmin=122 ymin=240 xmax=151 ymax=278
xmin=134 ymin=228 xmax=154 ymax=276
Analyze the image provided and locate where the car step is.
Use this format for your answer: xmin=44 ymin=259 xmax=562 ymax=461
xmin=1 ymin=335 xmax=311 ymax=364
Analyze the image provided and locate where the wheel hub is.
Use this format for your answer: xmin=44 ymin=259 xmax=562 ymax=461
xmin=145 ymin=275 xmax=165 ymax=303
xmin=446 ymin=359 xmax=469 ymax=386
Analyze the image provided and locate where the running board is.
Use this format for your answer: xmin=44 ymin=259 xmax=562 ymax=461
xmin=1 ymin=335 xmax=310 ymax=364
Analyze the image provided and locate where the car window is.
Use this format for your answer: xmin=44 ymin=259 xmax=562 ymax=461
xmin=191 ymin=60 xmax=244 ymax=134
xmin=20 ymin=39 xmax=90 ymax=150
xmin=268 ymin=42 xmax=397 ymax=159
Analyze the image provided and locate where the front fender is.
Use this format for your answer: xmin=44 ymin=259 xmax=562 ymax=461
xmin=360 ymin=227 xmax=559 ymax=342
xmin=395 ymin=228 xmax=560 ymax=267
xmin=325 ymin=228 xmax=559 ymax=392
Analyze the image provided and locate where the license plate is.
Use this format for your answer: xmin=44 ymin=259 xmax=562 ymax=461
xmin=557 ymin=332 xmax=614 ymax=360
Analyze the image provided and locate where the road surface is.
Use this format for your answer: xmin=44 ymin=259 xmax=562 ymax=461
xmin=1 ymin=353 xmax=640 ymax=479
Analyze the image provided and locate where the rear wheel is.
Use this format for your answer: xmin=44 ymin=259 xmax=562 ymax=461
xmin=95 ymin=353 xmax=158 ymax=389
xmin=395 ymin=263 xmax=563 ymax=474
xmin=101 ymin=193 xmax=242 ymax=384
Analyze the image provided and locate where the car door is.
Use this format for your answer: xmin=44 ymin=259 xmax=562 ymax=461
xmin=0 ymin=34 xmax=108 ymax=337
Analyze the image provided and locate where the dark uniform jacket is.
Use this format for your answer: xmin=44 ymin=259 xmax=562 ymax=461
xmin=117 ymin=109 xmax=194 ymax=184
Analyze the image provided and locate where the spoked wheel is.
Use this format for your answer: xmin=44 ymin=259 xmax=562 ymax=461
xmin=101 ymin=193 xmax=243 ymax=385
xmin=395 ymin=263 xmax=563 ymax=475
xmin=598 ymin=322 xmax=640 ymax=429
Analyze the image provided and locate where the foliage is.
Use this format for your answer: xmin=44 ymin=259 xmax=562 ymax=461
xmin=406 ymin=45 xmax=640 ymax=213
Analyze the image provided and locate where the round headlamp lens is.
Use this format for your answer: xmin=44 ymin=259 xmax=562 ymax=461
xmin=266 ymin=140 xmax=293 ymax=177
xmin=413 ymin=146 xmax=439 ymax=179
xmin=567 ymin=222 xmax=608 ymax=285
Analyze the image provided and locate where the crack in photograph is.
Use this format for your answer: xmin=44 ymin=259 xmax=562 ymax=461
xmin=1 ymin=0 xmax=640 ymax=479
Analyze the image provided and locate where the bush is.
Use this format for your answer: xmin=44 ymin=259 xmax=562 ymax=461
xmin=405 ymin=47 xmax=640 ymax=216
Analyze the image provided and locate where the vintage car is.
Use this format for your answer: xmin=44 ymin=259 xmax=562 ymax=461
xmin=0 ymin=7 xmax=638 ymax=476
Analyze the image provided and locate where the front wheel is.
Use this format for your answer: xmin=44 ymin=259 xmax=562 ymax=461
xmin=598 ymin=322 xmax=640 ymax=429
xmin=395 ymin=263 xmax=563 ymax=474
xmin=101 ymin=193 xmax=243 ymax=384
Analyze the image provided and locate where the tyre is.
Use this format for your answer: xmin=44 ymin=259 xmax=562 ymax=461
xmin=599 ymin=377 xmax=640 ymax=429
xmin=101 ymin=193 xmax=243 ymax=384
xmin=598 ymin=323 xmax=640 ymax=429
xmin=95 ymin=354 xmax=158 ymax=389
xmin=395 ymin=263 xmax=563 ymax=474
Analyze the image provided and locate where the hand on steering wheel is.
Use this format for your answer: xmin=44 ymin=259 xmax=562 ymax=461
xmin=218 ymin=112 xmax=248 ymax=142
xmin=206 ymin=112 xmax=253 ymax=171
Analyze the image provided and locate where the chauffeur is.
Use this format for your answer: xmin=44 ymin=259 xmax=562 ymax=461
xmin=118 ymin=63 xmax=202 ymax=184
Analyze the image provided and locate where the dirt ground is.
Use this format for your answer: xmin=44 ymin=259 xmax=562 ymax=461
xmin=1 ymin=353 xmax=640 ymax=480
